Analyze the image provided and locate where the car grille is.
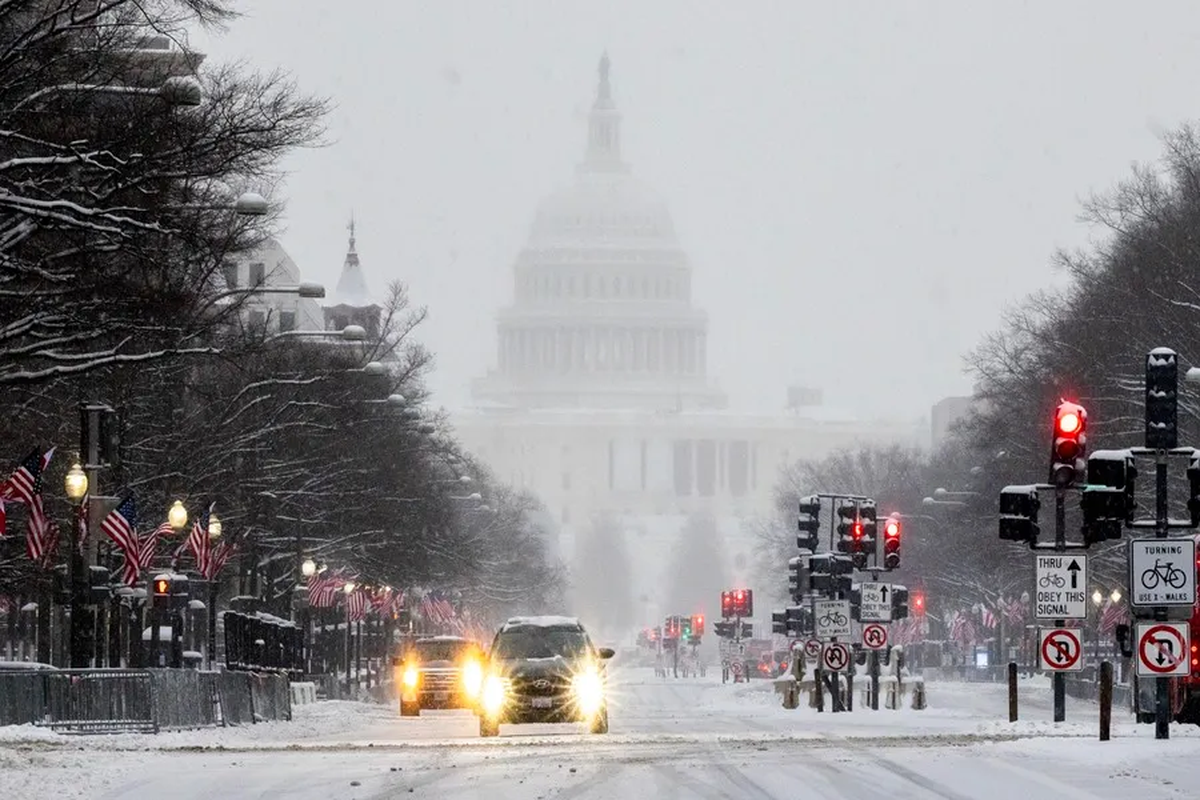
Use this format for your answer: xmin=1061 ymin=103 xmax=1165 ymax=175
xmin=509 ymin=675 xmax=571 ymax=697
xmin=421 ymin=669 xmax=459 ymax=690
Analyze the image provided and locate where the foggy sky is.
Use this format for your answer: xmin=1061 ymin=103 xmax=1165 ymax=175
xmin=195 ymin=1 xmax=1200 ymax=421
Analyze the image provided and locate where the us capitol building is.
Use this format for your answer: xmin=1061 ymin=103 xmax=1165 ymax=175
xmin=451 ymin=56 xmax=920 ymax=610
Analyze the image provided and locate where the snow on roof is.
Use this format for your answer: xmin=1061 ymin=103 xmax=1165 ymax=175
xmin=502 ymin=615 xmax=583 ymax=630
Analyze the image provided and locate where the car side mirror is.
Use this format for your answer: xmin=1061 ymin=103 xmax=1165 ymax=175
xmin=598 ymin=647 xmax=615 ymax=660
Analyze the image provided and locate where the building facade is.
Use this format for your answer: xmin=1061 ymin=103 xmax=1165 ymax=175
xmin=452 ymin=57 xmax=920 ymax=623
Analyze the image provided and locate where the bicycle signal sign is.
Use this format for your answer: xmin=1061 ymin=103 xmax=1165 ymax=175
xmin=1034 ymin=554 xmax=1088 ymax=620
xmin=1129 ymin=539 xmax=1196 ymax=608
xmin=814 ymin=599 xmax=852 ymax=640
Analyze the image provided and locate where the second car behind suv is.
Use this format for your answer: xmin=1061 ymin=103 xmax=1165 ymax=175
xmin=477 ymin=616 xmax=614 ymax=737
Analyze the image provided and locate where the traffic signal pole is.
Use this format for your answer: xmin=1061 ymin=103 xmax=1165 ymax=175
xmin=1053 ymin=487 xmax=1066 ymax=723
xmin=1154 ymin=451 xmax=1170 ymax=739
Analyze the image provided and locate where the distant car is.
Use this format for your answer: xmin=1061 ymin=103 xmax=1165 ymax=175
xmin=394 ymin=636 xmax=485 ymax=716
xmin=477 ymin=615 xmax=614 ymax=737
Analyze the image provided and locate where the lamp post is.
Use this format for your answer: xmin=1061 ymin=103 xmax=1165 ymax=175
xmin=343 ymin=581 xmax=355 ymax=693
xmin=298 ymin=558 xmax=316 ymax=676
xmin=63 ymin=463 xmax=89 ymax=668
xmin=207 ymin=512 xmax=222 ymax=669
xmin=1092 ymin=589 xmax=1105 ymax=661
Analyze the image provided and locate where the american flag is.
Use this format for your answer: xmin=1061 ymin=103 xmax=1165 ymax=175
xmin=24 ymin=476 xmax=55 ymax=565
xmin=307 ymin=573 xmax=342 ymax=608
xmin=980 ymin=606 xmax=997 ymax=629
xmin=346 ymin=588 xmax=369 ymax=622
xmin=2 ymin=449 xmax=48 ymax=507
xmin=101 ymin=494 xmax=141 ymax=566
xmin=1098 ymin=599 xmax=1130 ymax=636
xmin=175 ymin=504 xmax=211 ymax=575
xmin=202 ymin=538 xmax=235 ymax=581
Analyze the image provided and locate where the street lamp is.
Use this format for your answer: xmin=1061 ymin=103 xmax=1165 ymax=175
xmin=301 ymin=558 xmax=317 ymax=578
xmin=64 ymin=463 xmax=89 ymax=668
xmin=1092 ymin=589 xmax=1104 ymax=607
xmin=344 ymin=581 xmax=356 ymax=594
xmin=208 ymin=512 xmax=222 ymax=540
xmin=204 ymin=511 xmax=222 ymax=669
xmin=1111 ymin=589 xmax=1122 ymax=603
xmin=168 ymin=500 xmax=188 ymax=533
xmin=266 ymin=324 xmax=367 ymax=344
xmin=64 ymin=463 xmax=88 ymax=501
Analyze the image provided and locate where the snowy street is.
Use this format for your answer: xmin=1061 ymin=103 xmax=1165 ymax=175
xmin=3 ymin=667 xmax=1200 ymax=799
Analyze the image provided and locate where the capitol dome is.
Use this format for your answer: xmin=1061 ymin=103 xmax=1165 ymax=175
xmin=529 ymin=172 xmax=678 ymax=246
xmin=471 ymin=54 xmax=726 ymax=412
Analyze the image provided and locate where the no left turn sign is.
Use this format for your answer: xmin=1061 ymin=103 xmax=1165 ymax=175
xmin=1038 ymin=628 xmax=1082 ymax=672
xmin=1136 ymin=622 xmax=1190 ymax=677
xmin=862 ymin=623 xmax=888 ymax=650
xmin=822 ymin=642 xmax=850 ymax=672
xmin=803 ymin=639 xmax=822 ymax=659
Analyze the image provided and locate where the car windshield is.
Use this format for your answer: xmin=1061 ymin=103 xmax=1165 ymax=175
xmin=493 ymin=627 xmax=590 ymax=660
xmin=414 ymin=641 xmax=470 ymax=662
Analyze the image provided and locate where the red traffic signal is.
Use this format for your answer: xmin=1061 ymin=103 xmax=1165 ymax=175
xmin=1051 ymin=400 xmax=1087 ymax=487
xmin=852 ymin=521 xmax=863 ymax=539
xmin=883 ymin=515 xmax=901 ymax=569
xmin=884 ymin=517 xmax=900 ymax=539
xmin=691 ymin=613 xmax=705 ymax=637
xmin=912 ymin=592 xmax=925 ymax=614
xmin=720 ymin=591 xmax=734 ymax=618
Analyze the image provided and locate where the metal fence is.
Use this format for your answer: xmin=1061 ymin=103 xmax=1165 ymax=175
xmin=0 ymin=667 xmax=292 ymax=733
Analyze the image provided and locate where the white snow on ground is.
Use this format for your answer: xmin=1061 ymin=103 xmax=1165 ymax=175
xmin=2 ymin=667 xmax=1200 ymax=798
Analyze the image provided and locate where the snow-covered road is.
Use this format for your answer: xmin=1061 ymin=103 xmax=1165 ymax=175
xmin=4 ymin=668 xmax=1200 ymax=799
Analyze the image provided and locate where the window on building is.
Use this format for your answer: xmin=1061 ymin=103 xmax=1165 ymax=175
xmin=248 ymin=309 xmax=266 ymax=330
xmin=673 ymin=440 xmax=693 ymax=497
xmin=696 ymin=440 xmax=716 ymax=497
xmin=279 ymin=310 xmax=296 ymax=333
xmin=248 ymin=262 xmax=265 ymax=286
xmin=729 ymin=441 xmax=749 ymax=497
xmin=221 ymin=261 xmax=238 ymax=289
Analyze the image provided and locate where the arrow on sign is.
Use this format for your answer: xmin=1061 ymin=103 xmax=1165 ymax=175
xmin=1155 ymin=637 xmax=1175 ymax=666
xmin=880 ymin=586 xmax=889 ymax=602
xmin=1067 ymin=560 xmax=1081 ymax=588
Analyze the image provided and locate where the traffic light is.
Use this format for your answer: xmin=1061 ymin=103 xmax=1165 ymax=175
xmin=849 ymin=584 xmax=862 ymax=622
xmin=788 ymin=555 xmax=809 ymax=601
xmin=1049 ymin=400 xmax=1087 ymax=487
xmin=1145 ymin=348 xmax=1178 ymax=451
xmin=912 ymin=591 xmax=925 ymax=616
xmin=893 ymin=586 xmax=909 ymax=619
xmin=1189 ymin=453 xmax=1200 ymax=527
xmin=720 ymin=591 xmax=734 ymax=619
xmin=691 ymin=614 xmax=704 ymax=638
xmin=883 ymin=514 xmax=901 ymax=569
xmin=785 ymin=605 xmax=809 ymax=636
xmin=772 ymin=609 xmax=787 ymax=635
xmin=859 ymin=500 xmax=877 ymax=544
xmin=999 ymin=485 xmax=1040 ymax=544
xmin=835 ymin=500 xmax=859 ymax=553
xmin=681 ymin=616 xmax=693 ymax=641
xmin=797 ymin=494 xmax=821 ymax=551
xmin=1082 ymin=449 xmax=1135 ymax=544
xmin=730 ymin=588 xmax=753 ymax=617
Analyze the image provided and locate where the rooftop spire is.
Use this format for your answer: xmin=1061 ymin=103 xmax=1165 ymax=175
xmin=582 ymin=52 xmax=625 ymax=172
xmin=333 ymin=213 xmax=370 ymax=305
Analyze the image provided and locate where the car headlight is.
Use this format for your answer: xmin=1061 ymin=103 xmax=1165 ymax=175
xmin=482 ymin=674 xmax=507 ymax=717
xmin=402 ymin=665 xmax=419 ymax=689
xmin=462 ymin=659 xmax=484 ymax=699
xmin=571 ymin=670 xmax=604 ymax=717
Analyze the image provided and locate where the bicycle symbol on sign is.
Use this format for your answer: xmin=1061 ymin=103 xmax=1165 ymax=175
xmin=1038 ymin=573 xmax=1066 ymax=589
xmin=1140 ymin=559 xmax=1188 ymax=590
xmin=819 ymin=611 xmax=848 ymax=628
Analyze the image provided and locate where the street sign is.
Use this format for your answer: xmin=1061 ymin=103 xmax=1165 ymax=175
xmin=803 ymin=639 xmax=822 ymax=659
xmin=1038 ymin=628 xmax=1082 ymax=672
xmin=821 ymin=642 xmax=850 ymax=672
xmin=1136 ymin=622 xmax=1190 ymax=677
xmin=1129 ymin=539 xmax=1196 ymax=608
xmin=862 ymin=623 xmax=888 ymax=650
xmin=814 ymin=599 xmax=852 ymax=640
xmin=859 ymin=583 xmax=893 ymax=622
xmin=1034 ymin=554 xmax=1088 ymax=620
